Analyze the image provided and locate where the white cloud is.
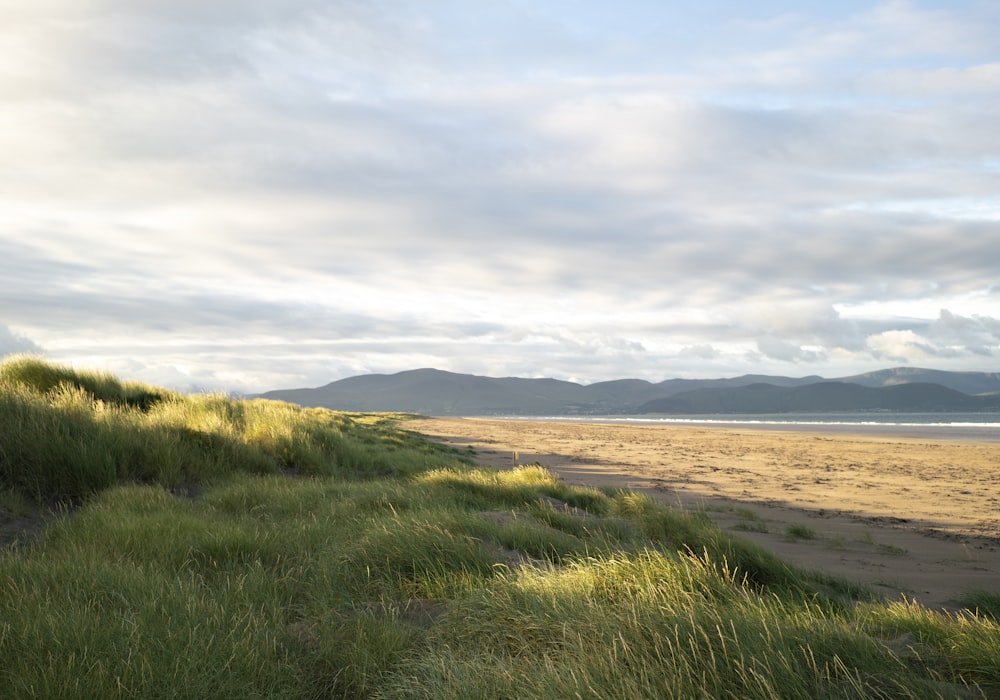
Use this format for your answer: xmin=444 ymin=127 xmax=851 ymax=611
xmin=864 ymin=309 xmax=1000 ymax=364
xmin=867 ymin=329 xmax=943 ymax=362
xmin=2 ymin=2 xmax=999 ymax=390
xmin=678 ymin=344 xmax=721 ymax=360
xmin=927 ymin=310 xmax=1000 ymax=357
xmin=0 ymin=325 xmax=43 ymax=358
xmin=756 ymin=336 xmax=827 ymax=363
xmin=746 ymin=303 xmax=866 ymax=353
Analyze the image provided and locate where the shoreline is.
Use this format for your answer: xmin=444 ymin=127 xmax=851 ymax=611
xmin=481 ymin=415 xmax=1000 ymax=442
xmin=407 ymin=416 xmax=1000 ymax=611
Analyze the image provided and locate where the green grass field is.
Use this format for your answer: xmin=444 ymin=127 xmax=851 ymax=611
xmin=1 ymin=356 xmax=998 ymax=698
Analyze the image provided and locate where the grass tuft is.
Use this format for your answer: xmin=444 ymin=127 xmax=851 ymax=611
xmin=957 ymin=590 xmax=1000 ymax=622
xmin=786 ymin=524 xmax=818 ymax=541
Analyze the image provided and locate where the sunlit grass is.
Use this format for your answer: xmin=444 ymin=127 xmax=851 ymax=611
xmin=1 ymin=357 xmax=997 ymax=698
xmin=0 ymin=355 xmax=460 ymax=502
xmin=958 ymin=590 xmax=1000 ymax=622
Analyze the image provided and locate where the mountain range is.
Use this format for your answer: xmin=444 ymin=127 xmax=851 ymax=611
xmin=259 ymin=367 xmax=1000 ymax=416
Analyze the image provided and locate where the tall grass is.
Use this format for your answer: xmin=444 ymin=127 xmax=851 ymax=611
xmin=0 ymin=354 xmax=171 ymax=410
xmin=1 ymin=358 xmax=997 ymax=698
xmin=386 ymin=551 xmax=997 ymax=699
xmin=0 ymin=356 xmax=457 ymax=502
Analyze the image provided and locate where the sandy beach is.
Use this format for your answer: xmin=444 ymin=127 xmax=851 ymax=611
xmin=407 ymin=417 xmax=1000 ymax=612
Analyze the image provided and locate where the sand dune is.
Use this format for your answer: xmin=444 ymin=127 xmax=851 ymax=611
xmin=408 ymin=417 xmax=1000 ymax=611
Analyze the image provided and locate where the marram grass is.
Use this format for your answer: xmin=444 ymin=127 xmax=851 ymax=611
xmin=0 ymin=355 xmax=454 ymax=501
xmin=1 ymin=357 xmax=998 ymax=698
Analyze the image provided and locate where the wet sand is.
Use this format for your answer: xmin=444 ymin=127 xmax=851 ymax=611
xmin=407 ymin=417 xmax=1000 ymax=612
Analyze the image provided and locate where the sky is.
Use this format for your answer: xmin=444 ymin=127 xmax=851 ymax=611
xmin=2 ymin=0 xmax=999 ymax=393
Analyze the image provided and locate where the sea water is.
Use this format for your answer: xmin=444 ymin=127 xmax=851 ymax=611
xmin=495 ymin=412 xmax=1000 ymax=442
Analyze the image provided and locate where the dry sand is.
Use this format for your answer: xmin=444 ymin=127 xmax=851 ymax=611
xmin=407 ymin=417 xmax=1000 ymax=612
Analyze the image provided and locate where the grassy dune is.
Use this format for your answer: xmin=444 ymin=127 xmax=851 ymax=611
xmin=1 ymin=357 xmax=998 ymax=698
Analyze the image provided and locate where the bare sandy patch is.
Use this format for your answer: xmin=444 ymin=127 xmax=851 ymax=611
xmin=408 ymin=417 xmax=1000 ymax=612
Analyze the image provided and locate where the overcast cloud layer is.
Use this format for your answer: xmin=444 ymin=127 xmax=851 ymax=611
xmin=2 ymin=0 xmax=999 ymax=392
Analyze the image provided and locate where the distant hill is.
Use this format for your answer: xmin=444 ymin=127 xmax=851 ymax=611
xmin=638 ymin=382 xmax=1000 ymax=414
xmin=837 ymin=368 xmax=1000 ymax=395
xmin=649 ymin=374 xmax=825 ymax=397
xmin=258 ymin=367 xmax=1000 ymax=416
xmin=260 ymin=369 xmax=590 ymax=416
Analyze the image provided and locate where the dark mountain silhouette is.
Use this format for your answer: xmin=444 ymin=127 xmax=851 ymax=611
xmin=836 ymin=368 xmax=1000 ymax=395
xmin=638 ymin=382 xmax=1000 ymax=414
xmin=259 ymin=367 xmax=1000 ymax=416
xmin=650 ymin=374 xmax=825 ymax=397
xmin=261 ymin=369 xmax=589 ymax=415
